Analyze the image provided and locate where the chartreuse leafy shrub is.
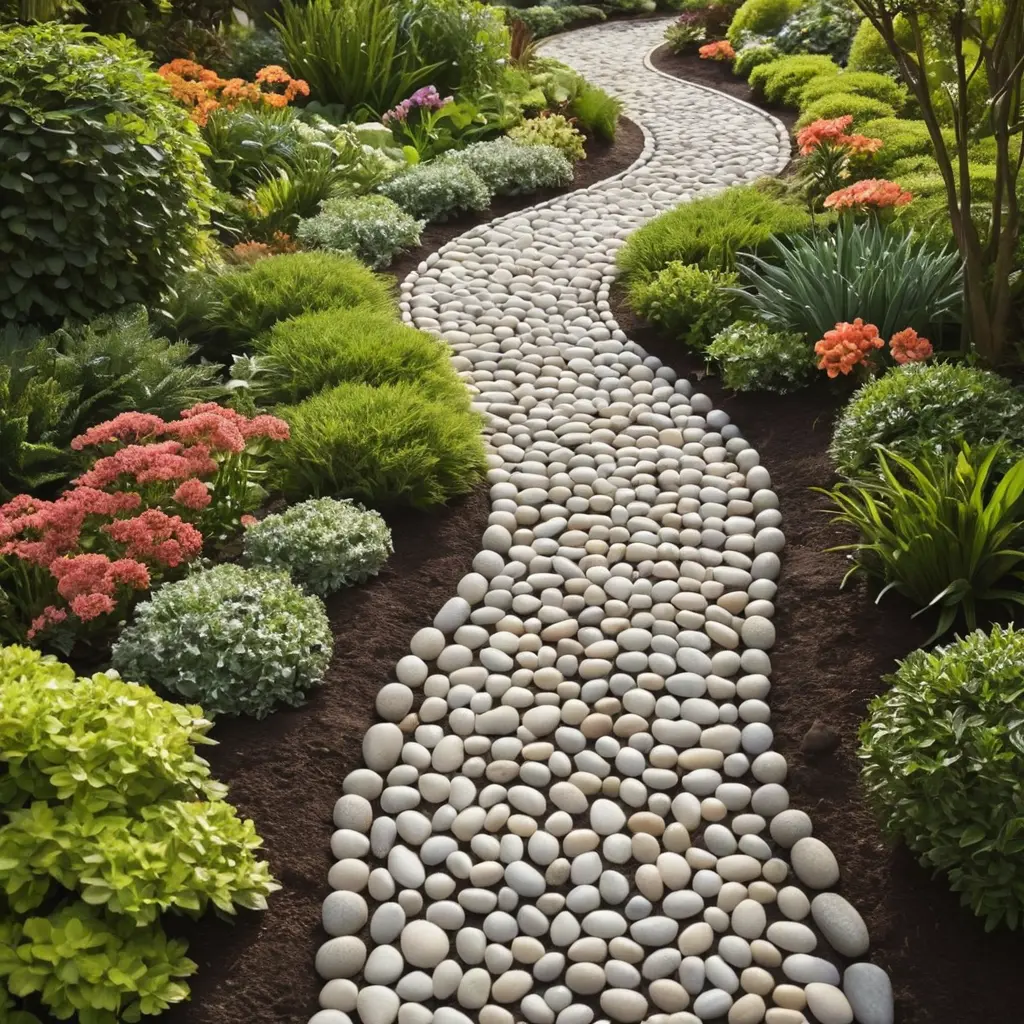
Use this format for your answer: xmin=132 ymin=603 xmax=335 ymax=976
xmin=244 ymin=498 xmax=393 ymax=596
xmin=296 ymin=195 xmax=424 ymax=270
xmin=707 ymin=321 xmax=814 ymax=392
xmin=856 ymin=118 xmax=954 ymax=174
xmin=796 ymin=92 xmax=896 ymax=129
xmin=272 ymin=381 xmax=487 ymax=508
xmin=630 ymin=264 xmax=741 ymax=351
xmin=113 ymin=564 xmax=332 ymax=718
xmin=0 ymin=645 xmax=278 ymax=1021
xmin=509 ymin=114 xmax=586 ymax=163
xmin=829 ymin=363 xmax=1024 ymax=478
xmin=799 ymin=70 xmax=909 ymax=112
xmin=0 ymin=24 xmax=214 ymax=328
xmin=727 ymin=0 xmax=802 ymax=46
xmin=859 ymin=625 xmax=1024 ymax=930
xmin=378 ymin=162 xmax=493 ymax=223
xmin=618 ymin=184 xmax=812 ymax=281
xmin=254 ymin=307 xmax=468 ymax=405
xmin=749 ymin=54 xmax=841 ymax=106
xmin=444 ymin=139 xmax=573 ymax=196
xmin=819 ymin=444 xmax=1024 ymax=639
xmin=847 ymin=14 xmax=908 ymax=74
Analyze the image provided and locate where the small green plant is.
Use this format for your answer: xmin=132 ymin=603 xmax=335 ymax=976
xmin=443 ymin=138 xmax=573 ymax=196
xmin=749 ymin=54 xmax=841 ymax=106
xmin=506 ymin=5 xmax=607 ymax=38
xmin=734 ymin=40 xmax=781 ymax=78
xmin=818 ymin=443 xmax=1024 ymax=639
xmin=798 ymin=70 xmax=909 ymax=112
xmin=297 ymin=194 xmax=424 ymax=270
xmin=796 ymin=92 xmax=897 ymax=129
xmin=378 ymin=161 xmax=493 ymax=223
xmin=859 ymin=625 xmax=1024 ymax=930
xmin=829 ymin=362 xmax=1024 ymax=478
xmin=727 ymin=0 xmax=802 ymax=46
xmin=630 ymin=263 xmax=740 ymax=351
xmin=244 ymin=498 xmax=393 ymax=596
xmin=272 ymin=381 xmax=487 ymax=508
xmin=112 ymin=564 xmax=333 ymax=718
xmin=570 ymin=81 xmax=623 ymax=141
xmin=707 ymin=320 xmax=815 ymax=392
xmin=509 ymin=114 xmax=586 ymax=163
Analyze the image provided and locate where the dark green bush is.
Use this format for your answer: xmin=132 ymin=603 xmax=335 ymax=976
xmin=219 ymin=25 xmax=289 ymax=80
xmin=796 ymin=92 xmax=897 ymax=128
xmin=798 ymin=70 xmax=909 ymax=111
xmin=272 ymin=381 xmax=487 ymax=508
xmin=774 ymin=0 xmax=861 ymax=61
xmin=727 ymin=0 xmax=801 ymax=45
xmin=749 ymin=54 xmax=841 ymax=105
xmin=859 ymin=625 xmax=1024 ymax=929
xmin=707 ymin=320 xmax=815 ymax=393
xmin=0 ymin=24 xmax=213 ymax=328
xmin=630 ymin=263 xmax=741 ymax=350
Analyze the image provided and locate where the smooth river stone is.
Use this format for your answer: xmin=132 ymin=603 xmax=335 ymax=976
xmin=790 ymin=837 xmax=840 ymax=889
xmin=400 ymin=920 xmax=450 ymax=968
xmin=843 ymin=963 xmax=894 ymax=1024
xmin=811 ymin=893 xmax=870 ymax=957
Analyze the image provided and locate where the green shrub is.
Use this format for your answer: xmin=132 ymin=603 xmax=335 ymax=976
xmin=630 ymin=263 xmax=741 ymax=351
xmin=0 ymin=24 xmax=213 ymax=329
xmin=727 ymin=0 xmax=801 ymax=46
xmin=508 ymin=4 xmax=606 ymax=37
xmin=799 ymin=70 xmax=909 ymax=111
xmin=254 ymin=307 xmax=467 ymax=405
xmin=847 ymin=15 xmax=903 ymax=74
xmin=796 ymin=92 xmax=897 ymax=128
xmin=775 ymin=0 xmax=861 ymax=61
xmin=272 ymin=381 xmax=487 ymax=508
xmin=819 ymin=444 xmax=1024 ymax=639
xmin=617 ymin=184 xmax=812 ymax=281
xmin=570 ymin=81 xmax=623 ymax=142
xmin=857 ymin=117 xmax=953 ymax=174
xmin=749 ymin=54 xmax=841 ymax=105
xmin=378 ymin=161 xmax=493 ymax=223
xmin=296 ymin=194 xmax=423 ymax=270
xmin=734 ymin=41 xmax=781 ymax=79
xmin=707 ymin=320 xmax=815 ymax=392
xmin=112 ymin=564 xmax=333 ymax=719
xmin=219 ymin=25 xmax=289 ymax=80
xmin=859 ymin=625 xmax=1024 ymax=930
xmin=444 ymin=138 xmax=573 ymax=196
xmin=244 ymin=498 xmax=393 ymax=596
xmin=509 ymin=114 xmax=586 ymax=163
xmin=829 ymin=362 xmax=1024 ymax=478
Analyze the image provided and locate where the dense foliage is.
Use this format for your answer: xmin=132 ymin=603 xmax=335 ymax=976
xmin=508 ymin=114 xmax=587 ymax=162
xmin=707 ymin=320 xmax=814 ymax=392
xmin=727 ymin=0 xmax=801 ymax=45
xmin=444 ymin=138 xmax=574 ymax=195
xmin=378 ymin=161 xmax=493 ymax=223
xmin=630 ymin=263 xmax=740 ymax=350
xmin=749 ymin=53 xmax=840 ymax=105
xmin=774 ymin=0 xmax=861 ymax=61
xmin=296 ymin=195 xmax=424 ymax=269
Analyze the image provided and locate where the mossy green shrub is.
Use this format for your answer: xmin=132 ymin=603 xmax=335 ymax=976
xmin=734 ymin=41 xmax=781 ymax=79
xmin=617 ymin=184 xmax=812 ymax=281
xmin=798 ymin=70 xmax=909 ymax=112
xmin=796 ymin=92 xmax=897 ymax=129
xmin=508 ymin=114 xmax=587 ymax=163
xmin=727 ymin=0 xmax=802 ymax=46
xmin=244 ymin=498 xmax=392 ymax=596
xmin=630 ymin=263 xmax=741 ymax=351
xmin=112 ymin=564 xmax=333 ymax=719
xmin=254 ymin=307 xmax=467 ymax=405
xmin=296 ymin=194 xmax=424 ymax=270
xmin=0 ymin=24 xmax=213 ymax=328
xmin=859 ymin=625 xmax=1024 ymax=930
xmin=272 ymin=381 xmax=487 ymax=508
xmin=847 ymin=15 xmax=907 ymax=74
xmin=444 ymin=138 xmax=573 ymax=196
xmin=377 ymin=161 xmax=493 ymax=223
xmin=829 ymin=362 xmax=1024 ymax=478
xmin=749 ymin=54 xmax=841 ymax=106
xmin=706 ymin=320 xmax=814 ymax=392
xmin=857 ymin=117 xmax=954 ymax=174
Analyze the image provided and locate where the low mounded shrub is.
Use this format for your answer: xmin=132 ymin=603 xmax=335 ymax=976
xmin=859 ymin=625 xmax=1024 ymax=929
xmin=796 ymin=92 xmax=897 ymax=129
xmin=630 ymin=263 xmax=740 ymax=350
xmin=734 ymin=41 xmax=781 ymax=79
xmin=507 ymin=5 xmax=607 ymax=37
xmin=508 ymin=114 xmax=586 ymax=163
xmin=707 ymin=320 xmax=814 ymax=392
xmin=296 ymin=194 xmax=424 ymax=270
xmin=749 ymin=54 xmax=841 ymax=106
xmin=112 ymin=564 xmax=333 ymax=718
xmin=272 ymin=381 xmax=487 ymax=508
xmin=799 ymin=70 xmax=909 ymax=112
xmin=727 ymin=0 xmax=801 ymax=46
xmin=244 ymin=498 xmax=392 ymax=595
xmin=617 ymin=184 xmax=811 ymax=280
xmin=444 ymin=138 xmax=573 ymax=196
xmin=847 ymin=15 xmax=905 ymax=74
xmin=254 ymin=307 xmax=467 ymax=405
xmin=829 ymin=362 xmax=1024 ymax=478
xmin=857 ymin=117 xmax=955 ymax=174
xmin=378 ymin=161 xmax=493 ymax=223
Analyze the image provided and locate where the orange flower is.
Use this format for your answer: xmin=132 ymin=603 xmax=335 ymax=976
xmin=797 ymin=115 xmax=854 ymax=156
xmin=824 ymin=178 xmax=913 ymax=212
xmin=889 ymin=327 xmax=933 ymax=364
xmin=255 ymin=65 xmax=291 ymax=84
xmin=814 ymin=319 xmax=883 ymax=378
xmin=844 ymin=133 xmax=884 ymax=155
xmin=699 ymin=40 xmax=736 ymax=61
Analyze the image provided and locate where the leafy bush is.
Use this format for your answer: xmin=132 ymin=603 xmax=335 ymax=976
xmin=0 ymin=24 xmax=213 ymax=328
xmin=749 ymin=54 xmax=841 ymax=105
xmin=846 ymin=15 xmax=903 ymax=73
xmin=570 ymin=81 xmax=623 ymax=142
xmin=707 ymin=320 xmax=815 ymax=392
xmin=857 ymin=117 xmax=954 ymax=174
xmin=113 ymin=564 xmax=333 ymax=718
xmin=829 ymin=362 xmax=1024 ymax=478
xmin=220 ymin=26 xmax=289 ymax=80
xmin=617 ymin=184 xmax=812 ymax=280
xmin=507 ymin=4 xmax=606 ymax=37
xmin=296 ymin=195 xmax=424 ymax=270
xmin=378 ymin=161 xmax=493 ymax=223
xmin=254 ymin=307 xmax=467 ymax=405
xmin=775 ymin=0 xmax=861 ymax=61
xmin=796 ymin=91 xmax=897 ymax=128
xmin=630 ymin=263 xmax=740 ymax=350
xmin=799 ymin=70 xmax=909 ymax=111
xmin=739 ymin=219 xmax=963 ymax=342
xmin=727 ymin=0 xmax=802 ymax=46
xmin=819 ymin=444 xmax=1024 ymax=638
xmin=444 ymin=138 xmax=573 ymax=196
xmin=734 ymin=40 xmax=781 ymax=78
xmin=859 ymin=625 xmax=1024 ymax=930
xmin=509 ymin=114 xmax=586 ymax=162
xmin=244 ymin=498 xmax=393 ymax=596
xmin=272 ymin=381 xmax=487 ymax=508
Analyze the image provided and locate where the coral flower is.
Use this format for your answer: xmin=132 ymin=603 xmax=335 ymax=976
xmin=699 ymin=40 xmax=736 ymax=61
xmin=889 ymin=327 xmax=933 ymax=364
xmin=173 ymin=478 xmax=212 ymax=510
xmin=27 ymin=606 xmax=67 ymax=641
xmin=797 ymin=115 xmax=854 ymax=156
xmin=824 ymin=178 xmax=913 ymax=212
xmin=814 ymin=319 xmax=883 ymax=378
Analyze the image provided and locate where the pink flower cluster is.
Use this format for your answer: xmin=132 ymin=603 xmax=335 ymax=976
xmin=382 ymin=85 xmax=452 ymax=125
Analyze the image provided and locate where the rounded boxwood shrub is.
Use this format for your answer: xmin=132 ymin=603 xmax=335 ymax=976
xmin=847 ymin=15 xmax=906 ymax=74
xmin=112 ymin=564 xmax=333 ymax=719
xmin=856 ymin=117 xmax=954 ymax=174
xmin=254 ymin=306 xmax=467 ymax=405
xmin=749 ymin=54 xmax=841 ymax=106
xmin=829 ymin=362 xmax=1024 ymax=478
xmin=706 ymin=320 xmax=814 ymax=393
xmin=244 ymin=498 xmax=393 ymax=596
xmin=727 ymin=0 xmax=802 ymax=46
xmin=0 ymin=24 xmax=214 ymax=328
xmin=272 ymin=381 xmax=487 ymax=508
xmin=378 ymin=161 xmax=493 ymax=224
xmin=734 ymin=40 xmax=781 ymax=79
xmin=859 ymin=625 xmax=1024 ymax=930
xmin=799 ymin=70 xmax=909 ymax=112
xmin=796 ymin=92 xmax=897 ymax=129
xmin=444 ymin=138 xmax=574 ymax=196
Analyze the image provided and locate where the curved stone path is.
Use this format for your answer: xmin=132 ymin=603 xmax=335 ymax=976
xmin=310 ymin=18 xmax=893 ymax=1024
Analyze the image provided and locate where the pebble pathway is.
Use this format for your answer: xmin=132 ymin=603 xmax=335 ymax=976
xmin=309 ymin=18 xmax=893 ymax=1024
